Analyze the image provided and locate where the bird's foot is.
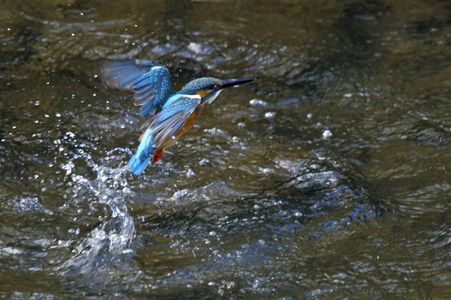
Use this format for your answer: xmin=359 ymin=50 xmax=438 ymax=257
xmin=152 ymin=149 xmax=164 ymax=164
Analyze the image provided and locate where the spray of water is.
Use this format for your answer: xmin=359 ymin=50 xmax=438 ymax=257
xmin=57 ymin=147 xmax=136 ymax=275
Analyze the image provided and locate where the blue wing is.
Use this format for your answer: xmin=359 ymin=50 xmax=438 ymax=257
xmin=148 ymin=95 xmax=202 ymax=149
xmin=98 ymin=59 xmax=173 ymax=116
xmin=98 ymin=59 xmax=157 ymax=90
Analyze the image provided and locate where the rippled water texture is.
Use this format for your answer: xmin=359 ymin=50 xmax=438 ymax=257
xmin=1 ymin=0 xmax=450 ymax=298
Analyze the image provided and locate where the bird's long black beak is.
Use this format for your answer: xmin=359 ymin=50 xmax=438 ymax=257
xmin=219 ymin=77 xmax=255 ymax=89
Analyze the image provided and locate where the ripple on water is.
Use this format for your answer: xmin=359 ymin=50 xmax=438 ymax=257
xmin=131 ymin=157 xmax=373 ymax=295
xmin=1 ymin=0 xmax=450 ymax=297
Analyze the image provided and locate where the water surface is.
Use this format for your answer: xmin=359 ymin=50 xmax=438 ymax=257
xmin=0 ymin=0 xmax=450 ymax=298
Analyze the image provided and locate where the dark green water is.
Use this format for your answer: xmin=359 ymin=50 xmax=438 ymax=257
xmin=1 ymin=0 xmax=450 ymax=298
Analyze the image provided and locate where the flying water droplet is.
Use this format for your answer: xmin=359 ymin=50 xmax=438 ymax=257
xmin=322 ymin=129 xmax=333 ymax=139
xmin=249 ymin=99 xmax=268 ymax=107
xmin=199 ymin=158 xmax=210 ymax=166
xmin=186 ymin=168 xmax=196 ymax=177
xmin=264 ymin=112 xmax=275 ymax=119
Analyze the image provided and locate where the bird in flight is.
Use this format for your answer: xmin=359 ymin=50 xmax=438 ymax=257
xmin=98 ymin=59 xmax=254 ymax=175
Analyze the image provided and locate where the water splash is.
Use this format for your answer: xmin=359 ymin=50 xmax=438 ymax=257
xmin=57 ymin=148 xmax=136 ymax=275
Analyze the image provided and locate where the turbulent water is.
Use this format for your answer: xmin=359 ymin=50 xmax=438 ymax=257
xmin=0 ymin=0 xmax=450 ymax=298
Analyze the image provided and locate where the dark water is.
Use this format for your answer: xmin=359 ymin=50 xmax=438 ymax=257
xmin=1 ymin=0 xmax=450 ymax=298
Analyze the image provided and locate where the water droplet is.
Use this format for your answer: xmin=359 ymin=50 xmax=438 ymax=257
xmin=65 ymin=131 xmax=76 ymax=139
xmin=204 ymin=128 xmax=227 ymax=137
xmin=252 ymin=278 xmax=261 ymax=289
xmin=186 ymin=168 xmax=196 ymax=177
xmin=322 ymin=129 xmax=333 ymax=139
xmin=199 ymin=158 xmax=210 ymax=166
xmin=264 ymin=111 xmax=275 ymax=119
xmin=259 ymin=167 xmax=274 ymax=174
xmin=249 ymin=99 xmax=268 ymax=107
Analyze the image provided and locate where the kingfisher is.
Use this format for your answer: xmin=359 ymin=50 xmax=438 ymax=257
xmin=98 ymin=59 xmax=254 ymax=175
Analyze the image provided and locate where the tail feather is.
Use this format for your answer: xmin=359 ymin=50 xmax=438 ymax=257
xmin=128 ymin=155 xmax=151 ymax=175
xmin=128 ymin=128 xmax=154 ymax=175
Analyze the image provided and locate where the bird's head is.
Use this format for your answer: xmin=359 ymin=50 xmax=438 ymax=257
xmin=179 ymin=77 xmax=255 ymax=104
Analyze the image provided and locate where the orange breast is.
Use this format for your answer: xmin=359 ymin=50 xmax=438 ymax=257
xmin=176 ymin=104 xmax=205 ymax=138
xmin=196 ymin=89 xmax=210 ymax=98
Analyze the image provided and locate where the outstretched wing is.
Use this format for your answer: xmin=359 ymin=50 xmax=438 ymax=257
xmin=147 ymin=95 xmax=202 ymax=150
xmin=98 ymin=59 xmax=173 ymax=116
